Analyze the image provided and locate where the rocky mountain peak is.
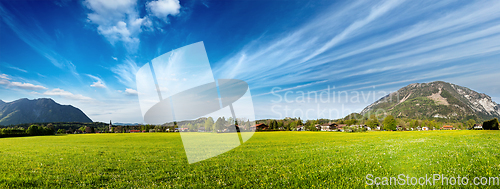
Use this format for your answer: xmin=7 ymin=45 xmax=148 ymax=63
xmin=361 ymin=81 xmax=500 ymax=120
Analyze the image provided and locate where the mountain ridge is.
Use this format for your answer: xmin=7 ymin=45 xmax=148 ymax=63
xmin=361 ymin=81 xmax=500 ymax=121
xmin=0 ymin=98 xmax=92 ymax=126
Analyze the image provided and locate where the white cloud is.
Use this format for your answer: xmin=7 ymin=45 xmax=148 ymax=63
xmin=0 ymin=74 xmax=47 ymax=91
xmin=9 ymin=82 xmax=48 ymax=91
xmin=146 ymin=0 xmax=181 ymax=22
xmin=125 ymin=88 xmax=139 ymax=95
xmin=0 ymin=74 xmax=10 ymax=80
xmin=87 ymin=74 xmax=107 ymax=88
xmin=42 ymin=88 xmax=93 ymax=101
xmin=112 ymin=56 xmax=118 ymax=61
xmin=90 ymin=81 xmax=106 ymax=88
xmin=84 ymin=0 xmax=145 ymax=51
xmin=0 ymin=79 xmax=9 ymax=85
xmin=84 ymin=0 xmax=182 ymax=51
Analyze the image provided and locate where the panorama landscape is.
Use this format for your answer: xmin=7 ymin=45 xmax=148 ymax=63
xmin=1 ymin=0 xmax=500 ymax=188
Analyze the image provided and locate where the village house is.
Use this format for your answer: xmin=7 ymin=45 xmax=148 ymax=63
xmin=296 ymin=125 xmax=305 ymax=131
xmin=473 ymin=124 xmax=483 ymax=130
xmin=396 ymin=125 xmax=403 ymax=131
xmin=363 ymin=125 xmax=372 ymax=131
xmin=336 ymin=124 xmax=346 ymax=132
xmin=315 ymin=124 xmax=321 ymax=131
xmin=320 ymin=123 xmax=337 ymax=131
xmin=198 ymin=127 xmax=205 ymax=132
xmin=422 ymin=126 xmax=429 ymax=131
xmin=441 ymin=125 xmax=454 ymax=130
xmin=250 ymin=124 xmax=269 ymax=131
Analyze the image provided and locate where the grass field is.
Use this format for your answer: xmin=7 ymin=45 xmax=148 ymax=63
xmin=1 ymin=131 xmax=500 ymax=188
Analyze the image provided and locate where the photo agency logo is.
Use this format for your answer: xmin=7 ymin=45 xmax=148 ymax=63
xmin=136 ymin=42 xmax=256 ymax=164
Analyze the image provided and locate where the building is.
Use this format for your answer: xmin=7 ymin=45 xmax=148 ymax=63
xmin=320 ymin=123 xmax=337 ymax=131
xmin=109 ymin=120 xmax=113 ymax=132
xmin=198 ymin=127 xmax=205 ymax=132
xmin=336 ymin=124 xmax=346 ymax=132
xmin=314 ymin=124 xmax=321 ymax=130
xmin=250 ymin=124 xmax=269 ymax=131
xmin=473 ymin=124 xmax=483 ymax=130
xmin=296 ymin=125 xmax=305 ymax=131
xmin=422 ymin=127 xmax=429 ymax=131
xmin=441 ymin=125 xmax=454 ymax=130
xmin=363 ymin=125 xmax=372 ymax=131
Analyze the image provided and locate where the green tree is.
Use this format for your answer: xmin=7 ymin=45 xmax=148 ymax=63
xmin=466 ymin=119 xmax=476 ymax=129
xmin=383 ymin=115 xmax=397 ymax=131
xmin=26 ymin=125 xmax=39 ymax=135
xmin=367 ymin=114 xmax=380 ymax=129
xmin=215 ymin=117 xmax=225 ymax=132
xmin=290 ymin=122 xmax=297 ymax=130
xmin=205 ymin=117 xmax=215 ymax=132
xmin=284 ymin=122 xmax=291 ymax=131
xmin=57 ymin=129 xmax=66 ymax=134
xmin=483 ymin=118 xmax=499 ymax=130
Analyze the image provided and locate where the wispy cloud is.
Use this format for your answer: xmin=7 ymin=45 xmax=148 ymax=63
xmin=301 ymin=0 xmax=404 ymax=63
xmin=86 ymin=74 xmax=107 ymax=89
xmin=0 ymin=74 xmax=47 ymax=90
xmin=3 ymin=63 xmax=27 ymax=73
xmin=8 ymin=81 xmax=47 ymax=91
xmin=37 ymin=88 xmax=93 ymax=101
xmin=110 ymin=58 xmax=140 ymax=88
xmin=0 ymin=74 xmax=10 ymax=80
xmin=0 ymin=4 xmax=80 ymax=77
xmin=253 ymin=80 xmax=328 ymax=97
xmin=214 ymin=0 xmax=500 ymax=95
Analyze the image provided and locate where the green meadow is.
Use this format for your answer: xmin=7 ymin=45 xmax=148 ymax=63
xmin=1 ymin=131 xmax=500 ymax=188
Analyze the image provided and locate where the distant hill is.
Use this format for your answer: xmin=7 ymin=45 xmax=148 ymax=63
xmin=0 ymin=98 xmax=92 ymax=126
xmin=361 ymin=81 xmax=500 ymax=121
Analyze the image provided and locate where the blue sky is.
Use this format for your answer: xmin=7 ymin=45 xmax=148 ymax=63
xmin=1 ymin=0 xmax=500 ymax=123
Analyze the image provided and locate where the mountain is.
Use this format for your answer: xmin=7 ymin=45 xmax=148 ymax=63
xmin=361 ymin=81 xmax=500 ymax=120
xmin=0 ymin=98 xmax=92 ymax=126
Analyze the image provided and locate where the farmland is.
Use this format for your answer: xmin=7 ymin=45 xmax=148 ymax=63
xmin=1 ymin=131 xmax=500 ymax=188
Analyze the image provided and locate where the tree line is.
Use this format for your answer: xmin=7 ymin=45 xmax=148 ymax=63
xmin=0 ymin=125 xmax=54 ymax=138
